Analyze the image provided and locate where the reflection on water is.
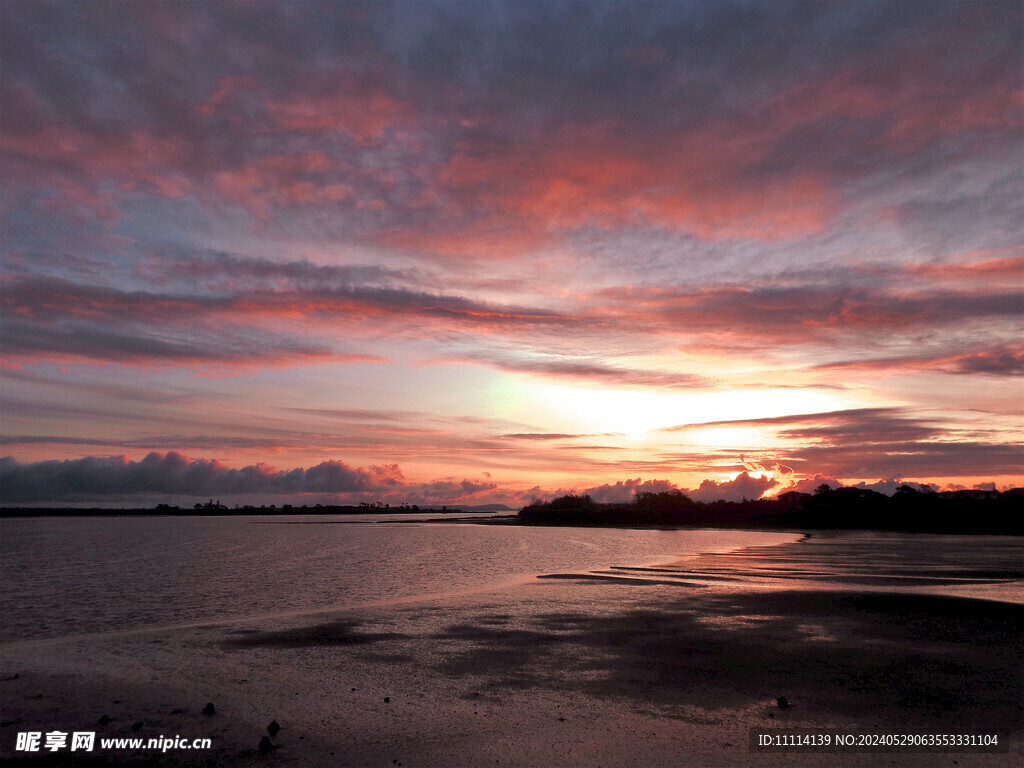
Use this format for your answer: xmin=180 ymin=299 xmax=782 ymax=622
xmin=545 ymin=532 xmax=1024 ymax=604
xmin=3 ymin=519 xmax=1020 ymax=646
xmin=0 ymin=515 xmax=794 ymax=641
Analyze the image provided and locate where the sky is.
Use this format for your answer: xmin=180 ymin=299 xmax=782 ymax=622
xmin=1 ymin=0 xmax=1022 ymax=507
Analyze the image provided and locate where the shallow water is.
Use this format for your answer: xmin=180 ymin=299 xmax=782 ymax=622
xmin=0 ymin=515 xmax=797 ymax=641
xmin=556 ymin=531 xmax=1024 ymax=605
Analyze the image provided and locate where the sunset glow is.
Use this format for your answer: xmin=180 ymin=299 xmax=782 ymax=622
xmin=1 ymin=0 xmax=1021 ymax=507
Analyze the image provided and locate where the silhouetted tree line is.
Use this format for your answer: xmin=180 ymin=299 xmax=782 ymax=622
xmin=164 ymin=502 xmax=433 ymax=515
xmin=0 ymin=502 xmax=469 ymax=517
xmin=518 ymin=485 xmax=1024 ymax=535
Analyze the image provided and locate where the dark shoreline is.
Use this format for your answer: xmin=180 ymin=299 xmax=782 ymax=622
xmin=4 ymin=483 xmax=1022 ymax=535
xmin=0 ymin=505 xmax=510 ymax=518
xmin=517 ymin=486 xmax=1024 ymax=536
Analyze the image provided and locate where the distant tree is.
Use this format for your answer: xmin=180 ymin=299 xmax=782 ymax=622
xmin=519 ymin=494 xmax=600 ymax=524
xmin=634 ymin=490 xmax=698 ymax=524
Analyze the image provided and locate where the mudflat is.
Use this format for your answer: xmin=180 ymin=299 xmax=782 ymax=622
xmin=2 ymin=532 xmax=1021 ymax=767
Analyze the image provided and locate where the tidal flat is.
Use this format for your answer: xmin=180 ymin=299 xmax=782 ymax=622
xmin=1 ymin=523 xmax=1021 ymax=767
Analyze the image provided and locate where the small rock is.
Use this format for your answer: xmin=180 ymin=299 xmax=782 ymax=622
xmin=131 ymin=721 xmax=144 ymax=731
xmin=258 ymin=736 xmax=275 ymax=755
xmin=267 ymin=720 xmax=280 ymax=737
xmin=383 ymin=697 xmax=390 ymax=703
xmin=776 ymin=696 xmax=790 ymax=709
xmin=171 ymin=708 xmax=185 ymax=714
xmin=202 ymin=702 xmax=216 ymax=716
xmin=98 ymin=715 xmax=112 ymax=725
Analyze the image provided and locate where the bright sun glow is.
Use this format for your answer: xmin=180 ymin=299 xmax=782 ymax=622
xmin=534 ymin=385 xmax=859 ymax=437
xmin=689 ymin=426 xmax=767 ymax=448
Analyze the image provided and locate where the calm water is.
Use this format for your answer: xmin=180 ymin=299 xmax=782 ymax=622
xmin=0 ymin=515 xmax=797 ymax=642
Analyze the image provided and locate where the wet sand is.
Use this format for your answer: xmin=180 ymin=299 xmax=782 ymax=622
xmin=1 ymin=532 xmax=1021 ymax=767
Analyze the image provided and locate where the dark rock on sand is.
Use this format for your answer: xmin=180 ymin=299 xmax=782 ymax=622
xmin=202 ymin=702 xmax=216 ymax=716
xmin=131 ymin=721 xmax=144 ymax=731
xmin=267 ymin=720 xmax=280 ymax=736
xmin=98 ymin=714 xmax=112 ymax=725
xmin=259 ymin=736 xmax=276 ymax=755
xmin=776 ymin=696 xmax=790 ymax=709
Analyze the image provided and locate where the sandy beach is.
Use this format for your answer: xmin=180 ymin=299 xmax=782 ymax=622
xmin=2 ymin=532 xmax=1021 ymax=767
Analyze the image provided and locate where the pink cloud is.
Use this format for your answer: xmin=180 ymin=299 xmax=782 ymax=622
xmin=686 ymin=471 xmax=779 ymax=503
xmin=904 ymin=254 xmax=1024 ymax=284
xmin=265 ymin=79 xmax=415 ymax=144
xmin=3 ymin=123 xmax=193 ymax=199
xmin=420 ymin=121 xmax=837 ymax=254
xmin=814 ymin=346 xmax=1024 ymax=377
xmin=582 ymin=477 xmax=679 ymax=504
xmin=195 ymin=75 xmax=259 ymax=116
xmin=212 ymin=152 xmax=354 ymax=218
xmin=391 ymin=38 xmax=1022 ymax=258
xmin=757 ymin=44 xmax=1023 ymax=153
xmin=594 ymin=283 xmax=1021 ymax=343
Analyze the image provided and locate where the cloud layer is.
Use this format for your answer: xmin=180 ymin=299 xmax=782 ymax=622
xmin=2 ymin=1 xmax=1021 ymax=501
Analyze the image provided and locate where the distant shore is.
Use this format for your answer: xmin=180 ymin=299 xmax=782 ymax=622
xmin=0 ymin=504 xmax=512 ymax=518
xmin=4 ymin=482 xmax=1022 ymax=537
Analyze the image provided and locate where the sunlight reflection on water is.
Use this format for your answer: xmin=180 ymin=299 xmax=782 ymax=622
xmin=0 ymin=515 xmax=795 ymax=641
